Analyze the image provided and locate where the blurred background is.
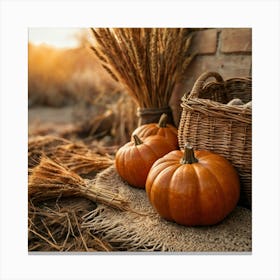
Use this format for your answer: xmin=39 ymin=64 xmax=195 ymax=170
xmin=28 ymin=28 xmax=137 ymax=147
xmin=28 ymin=28 xmax=123 ymax=107
xmin=28 ymin=28 xmax=252 ymax=147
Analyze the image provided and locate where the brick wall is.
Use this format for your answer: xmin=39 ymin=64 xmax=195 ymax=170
xmin=171 ymin=28 xmax=252 ymax=126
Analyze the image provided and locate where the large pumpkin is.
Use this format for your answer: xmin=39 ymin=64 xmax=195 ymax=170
xmin=115 ymin=134 xmax=175 ymax=188
xmin=132 ymin=113 xmax=178 ymax=149
xmin=146 ymin=143 xmax=240 ymax=226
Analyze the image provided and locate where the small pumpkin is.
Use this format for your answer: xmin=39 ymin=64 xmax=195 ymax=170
xmin=146 ymin=143 xmax=240 ymax=226
xmin=132 ymin=113 xmax=178 ymax=149
xmin=115 ymin=134 xmax=175 ymax=188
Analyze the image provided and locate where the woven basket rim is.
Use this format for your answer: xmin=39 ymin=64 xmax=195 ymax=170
xmin=181 ymin=98 xmax=252 ymax=114
xmin=181 ymin=72 xmax=252 ymax=123
xmin=186 ymin=72 xmax=251 ymax=96
xmin=181 ymin=99 xmax=251 ymax=123
xmin=183 ymin=71 xmax=252 ymax=99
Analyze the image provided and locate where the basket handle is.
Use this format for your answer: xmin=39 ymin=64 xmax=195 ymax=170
xmin=188 ymin=72 xmax=224 ymax=98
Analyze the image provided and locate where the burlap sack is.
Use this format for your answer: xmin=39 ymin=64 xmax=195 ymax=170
xmin=82 ymin=166 xmax=252 ymax=252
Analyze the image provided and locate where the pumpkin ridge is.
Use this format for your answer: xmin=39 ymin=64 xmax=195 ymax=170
xmin=142 ymin=126 xmax=153 ymax=137
xmin=156 ymin=128 xmax=165 ymax=137
xmin=199 ymin=160 xmax=238 ymax=214
xmin=160 ymin=128 xmax=178 ymax=147
xmin=151 ymin=164 xmax=179 ymax=187
xmin=134 ymin=145 xmax=152 ymax=183
xmin=146 ymin=162 xmax=170 ymax=197
xmin=149 ymin=160 xmax=165 ymax=172
xmin=128 ymin=145 xmax=145 ymax=187
xmin=196 ymin=152 xmax=221 ymax=162
xmin=188 ymin=164 xmax=203 ymax=224
xmin=119 ymin=148 xmax=125 ymax=172
xmin=168 ymin=164 xmax=188 ymax=222
xmin=126 ymin=146 xmax=137 ymax=185
xmin=144 ymin=142 xmax=159 ymax=159
xmin=143 ymin=139 xmax=165 ymax=159
xmin=192 ymin=163 xmax=227 ymax=222
xmin=150 ymin=164 xmax=179 ymax=220
xmin=116 ymin=148 xmax=124 ymax=177
xmin=150 ymin=151 xmax=183 ymax=172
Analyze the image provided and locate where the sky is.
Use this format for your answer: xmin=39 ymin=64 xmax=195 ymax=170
xmin=28 ymin=28 xmax=84 ymax=48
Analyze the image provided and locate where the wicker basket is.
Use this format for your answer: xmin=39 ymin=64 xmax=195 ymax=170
xmin=178 ymin=72 xmax=252 ymax=208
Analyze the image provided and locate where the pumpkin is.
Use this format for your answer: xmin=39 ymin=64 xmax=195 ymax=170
xmin=132 ymin=113 xmax=178 ymax=149
xmin=146 ymin=143 xmax=240 ymax=226
xmin=115 ymin=134 xmax=175 ymax=188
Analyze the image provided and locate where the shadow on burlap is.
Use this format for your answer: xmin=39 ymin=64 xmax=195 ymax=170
xmin=82 ymin=165 xmax=252 ymax=252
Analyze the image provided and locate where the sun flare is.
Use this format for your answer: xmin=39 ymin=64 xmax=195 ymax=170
xmin=28 ymin=28 xmax=85 ymax=48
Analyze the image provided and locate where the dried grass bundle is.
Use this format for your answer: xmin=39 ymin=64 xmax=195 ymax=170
xmin=110 ymin=92 xmax=138 ymax=145
xmin=79 ymin=109 xmax=114 ymax=138
xmin=28 ymin=135 xmax=71 ymax=155
xmin=28 ymin=135 xmax=113 ymax=174
xmin=87 ymin=140 xmax=120 ymax=156
xmin=53 ymin=144 xmax=114 ymax=175
xmin=28 ymin=121 xmax=79 ymax=138
xmin=28 ymin=156 xmax=129 ymax=211
xmin=90 ymin=28 xmax=195 ymax=109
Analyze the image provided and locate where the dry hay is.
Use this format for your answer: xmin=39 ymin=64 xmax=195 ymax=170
xmin=74 ymin=92 xmax=138 ymax=145
xmin=28 ymin=135 xmax=132 ymax=252
xmin=28 ymin=135 xmax=71 ymax=154
xmin=28 ymin=95 xmax=138 ymax=146
xmin=28 ymin=121 xmax=80 ymax=139
xmin=53 ymin=144 xmax=113 ymax=175
xmin=76 ymin=109 xmax=115 ymax=139
xmin=28 ymin=135 xmax=114 ymax=175
xmin=109 ymin=92 xmax=138 ymax=145
xmin=28 ymin=154 xmax=131 ymax=252
xmin=28 ymin=197 xmax=113 ymax=252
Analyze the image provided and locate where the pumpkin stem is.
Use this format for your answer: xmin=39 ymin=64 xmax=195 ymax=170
xmin=181 ymin=143 xmax=198 ymax=164
xmin=158 ymin=113 xmax=168 ymax=128
xmin=132 ymin=134 xmax=143 ymax=146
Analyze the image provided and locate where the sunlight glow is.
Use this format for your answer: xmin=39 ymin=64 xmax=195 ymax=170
xmin=28 ymin=28 xmax=84 ymax=48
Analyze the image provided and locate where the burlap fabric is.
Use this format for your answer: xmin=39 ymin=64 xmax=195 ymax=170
xmin=82 ymin=166 xmax=252 ymax=252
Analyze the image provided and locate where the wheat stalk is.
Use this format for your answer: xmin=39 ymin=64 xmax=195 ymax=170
xmin=89 ymin=28 xmax=196 ymax=109
xmin=28 ymin=156 xmax=129 ymax=211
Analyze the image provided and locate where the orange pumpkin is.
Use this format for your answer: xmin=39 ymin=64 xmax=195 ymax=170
xmin=132 ymin=113 xmax=178 ymax=149
xmin=146 ymin=143 xmax=240 ymax=226
xmin=115 ymin=134 xmax=175 ymax=188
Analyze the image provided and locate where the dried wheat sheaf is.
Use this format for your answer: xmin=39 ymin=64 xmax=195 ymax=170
xmin=89 ymin=28 xmax=196 ymax=108
xmin=28 ymin=155 xmax=130 ymax=211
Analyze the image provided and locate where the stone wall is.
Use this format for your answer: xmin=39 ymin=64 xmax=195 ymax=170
xmin=171 ymin=28 xmax=252 ymax=125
